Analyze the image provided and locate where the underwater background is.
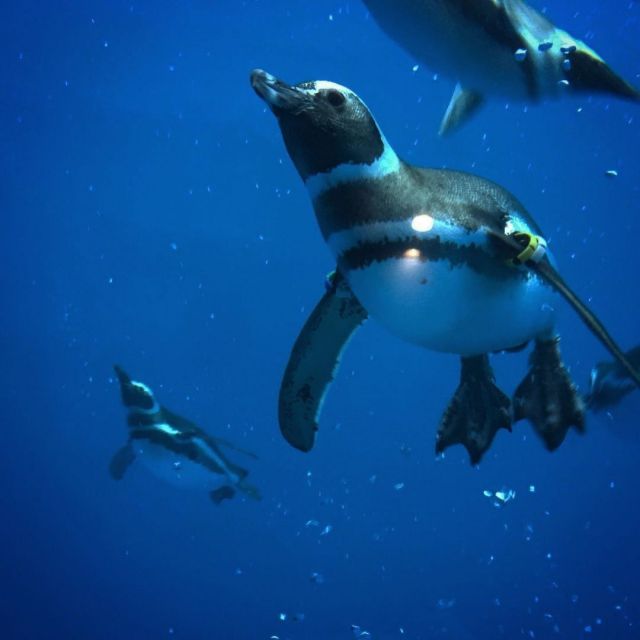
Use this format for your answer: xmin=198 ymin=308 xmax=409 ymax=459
xmin=3 ymin=1 xmax=640 ymax=638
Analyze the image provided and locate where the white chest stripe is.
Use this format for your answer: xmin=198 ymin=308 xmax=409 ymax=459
xmin=305 ymin=136 xmax=400 ymax=200
xmin=154 ymin=422 xmax=180 ymax=437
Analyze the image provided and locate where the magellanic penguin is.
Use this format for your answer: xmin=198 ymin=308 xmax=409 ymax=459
xmin=361 ymin=0 xmax=640 ymax=134
xmin=111 ymin=366 xmax=261 ymax=504
xmin=250 ymin=69 xmax=640 ymax=464
xmin=587 ymin=346 xmax=640 ymax=412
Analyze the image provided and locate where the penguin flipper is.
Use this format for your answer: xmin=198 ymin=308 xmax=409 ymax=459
xmin=279 ymin=271 xmax=368 ymax=452
xmin=439 ymin=84 xmax=484 ymax=136
xmin=213 ymin=437 xmax=259 ymax=460
xmin=568 ymin=49 xmax=640 ymax=102
xmin=503 ymin=0 xmax=640 ymax=101
xmin=532 ymin=259 xmax=640 ymax=390
xmin=489 ymin=231 xmax=640 ymax=391
xmin=109 ymin=442 xmax=136 ymax=480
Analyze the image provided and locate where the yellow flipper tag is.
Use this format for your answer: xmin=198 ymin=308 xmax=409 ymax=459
xmin=508 ymin=231 xmax=547 ymax=266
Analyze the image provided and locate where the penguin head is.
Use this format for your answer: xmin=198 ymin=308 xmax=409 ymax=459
xmin=113 ymin=365 xmax=158 ymax=414
xmin=251 ymin=69 xmax=386 ymax=181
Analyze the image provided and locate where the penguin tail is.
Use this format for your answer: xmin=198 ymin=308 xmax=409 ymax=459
xmin=210 ymin=486 xmax=236 ymax=505
xmin=570 ymin=50 xmax=640 ymax=102
xmin=439 ymin=84 xmax=484 ymax=136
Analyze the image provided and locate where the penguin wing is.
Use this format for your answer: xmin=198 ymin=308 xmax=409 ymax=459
xmin=212 ymin=437 xmax=259 ymax=460
xmin=437 ymin=0 xmax=551 ymax=134
xmin=491 ymin=229 xmax=640 ymax=391
xmin=439 ymin=84 xmax=484 ymax=136
xmin=503 ymin=0 xmax=640 ymax=101
xmin=109 ymin=442 xmax=136 ymax=480
xmin=199 ymin=436 xmax=251 ymax=479
xmin=279 ymin=271 xmax=368 ymax=452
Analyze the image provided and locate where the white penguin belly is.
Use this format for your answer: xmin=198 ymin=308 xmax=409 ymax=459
xmin=135 ymin=441 xmax=230 ymax=491
xmin=365 ymin=0 xmax=530 ymax=98
xmin=346 ymin=257 xmax=557 ymax=356
xmin=364 ymin=0 xmax=572 ymax=99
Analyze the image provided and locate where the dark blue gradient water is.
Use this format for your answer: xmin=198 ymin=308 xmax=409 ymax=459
xmin=2 ymin=1 xmax=640 ymax=638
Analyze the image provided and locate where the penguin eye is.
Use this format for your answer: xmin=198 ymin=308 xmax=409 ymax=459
xmin=325 ymin=89 xmax=346 ymax=108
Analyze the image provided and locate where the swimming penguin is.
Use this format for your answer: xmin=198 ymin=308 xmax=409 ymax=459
xmin=111 ymin=365 xmax=260 ymax=504
xmin=587 ymin=346 xmax=640 ymax=412
xmin=250 ymin=69 xmax=640 ymax=464
xmin=361 ymin=0 xmax=640 ymax=134
xmin=586 ymin=346 xmax=640 ymax=443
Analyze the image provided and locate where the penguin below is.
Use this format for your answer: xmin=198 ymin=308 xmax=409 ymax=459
xmin=588 ymin=346 xmax=640 ymax=413
xmin=250 ymin=69 xmax=640 ymax=464
xmin=111 ymin=366 xmax=260 ymax=504
xmin=587 ymin=346 xmax=640 ymax=443
xmin=361 ymin=0 xmax=640 ymax=134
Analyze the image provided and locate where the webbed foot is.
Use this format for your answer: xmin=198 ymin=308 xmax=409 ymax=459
xmin=514 ymin=336 xmax=586 ymax=450
xmin=436 ymin=355 xmax=511 ymax=465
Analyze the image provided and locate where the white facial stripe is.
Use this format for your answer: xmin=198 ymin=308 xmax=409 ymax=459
xmin=131 ymin=381 xmax=152 ymax=394
xmin=327 ymin=217 xmax=489 ymax=256
xmin=128 ymin=380 xmax=160 ymax=415
xmin=300 ymin=80 xmax=354 ymax=97
xmin=193 ymin=437 xmax=240 ymax=484
xmin=305 ymin=134 xmax=400 ymax=199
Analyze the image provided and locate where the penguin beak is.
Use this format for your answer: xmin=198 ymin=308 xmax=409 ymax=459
xmin=113 ymin=364 xmax=131 ymax=386
xmin=250 ymin=69 xmax=307 ymax=114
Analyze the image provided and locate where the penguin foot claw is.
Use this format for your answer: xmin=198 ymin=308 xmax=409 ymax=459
xmin=514 ymin=336 xmax=586 ymax=451
xmin=436 ymin=355 xmax=511 ymax=465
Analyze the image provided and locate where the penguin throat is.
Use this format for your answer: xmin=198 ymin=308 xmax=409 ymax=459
xmin=304 ymin=137 xmax=400 ymax=199
xmin=128 ymin=399 xmax=160 ymax=416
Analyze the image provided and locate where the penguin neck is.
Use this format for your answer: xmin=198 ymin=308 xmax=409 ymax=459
xmin=128 ymin=400 xmax=160 ymax=418
xmin=303 ymin=134 xmax=401 ymax=200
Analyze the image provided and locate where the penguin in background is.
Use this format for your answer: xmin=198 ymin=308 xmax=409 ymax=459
xmin=361 ymin=0 xmax=640 ymax=134
xmin=111 ymin=366 xmax=260 ymax=505
xmin=587 ymin=346 xmax=640 ymax=442
xmin=588 ymin=346 xmax=640 ymax=412
xmin=250 ymin=69 xmax=640 ymax=464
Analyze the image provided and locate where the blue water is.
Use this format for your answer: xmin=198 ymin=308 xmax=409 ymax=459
xmin=3 ymin=1 xmax=640 ymax=638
